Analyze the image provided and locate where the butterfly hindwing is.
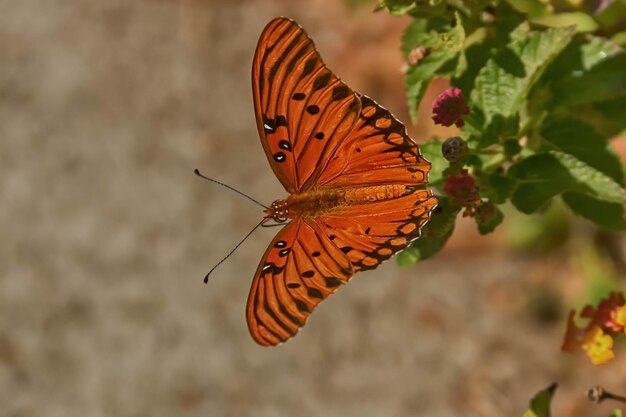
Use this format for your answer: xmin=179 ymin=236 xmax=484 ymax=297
xmin=319 ymin=190 xmax=437 ymax=271
xmin=246 ymin=219 xmax=354 ymax=346
xmin=252 ymin=17 xmax=362 ymax=193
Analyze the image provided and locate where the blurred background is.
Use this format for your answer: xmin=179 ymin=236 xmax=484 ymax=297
xmin=1 ymin=0 xmax=625 ymax=416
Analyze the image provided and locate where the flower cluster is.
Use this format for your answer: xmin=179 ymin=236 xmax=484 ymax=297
xmin=444 ymin=169 xmax=480 ymax=216
xmin=562 ymin=292 xmax=626 ymax=365
xmin=432 ymin=88 xmax=470 ymax=128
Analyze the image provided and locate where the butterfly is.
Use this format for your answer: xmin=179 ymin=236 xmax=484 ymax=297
xmin=246 ymin=17 xmax=437 ymax=346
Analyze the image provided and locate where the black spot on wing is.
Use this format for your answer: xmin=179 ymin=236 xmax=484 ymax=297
xmin=273 ymin=152 xmax=287 ymax=163
xmin=307 ymin=288 xmax=323 ymax=299
xmin=262 ymin=116 xmax=275 ymax=134
xmin=313 ymin=72 xmax=331 ymax=91
xmin=295 ymin=299 xmax=309 ymax=312
xmin=302 ymin=57 xmax=317 ymax=76
xmin=306 ymin=105 xmax=320 ymax=115
xmin=332 ymin=85 xmax=351 ymax=101
xmin=325 ymin=277 xmax=342 ymax=288
xmin=279 ymin=140 xmax=292 ymax=151
xmin=275 ymin=115 xmax=287 ymax=127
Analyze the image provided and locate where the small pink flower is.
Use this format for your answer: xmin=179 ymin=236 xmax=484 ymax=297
xmin=432 ymin=88 xmax=470 ymax=128
xmin=444 ymin=169 xmax=479 ymax=207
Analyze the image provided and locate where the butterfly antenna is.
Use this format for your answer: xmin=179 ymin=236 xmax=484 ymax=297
xmin=194 ymin=169 xmax=268 ymax=209
xmin=203 ymin=218 xmax=266 ymax=284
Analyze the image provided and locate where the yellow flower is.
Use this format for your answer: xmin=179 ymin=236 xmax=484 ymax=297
xmin=612 ymin=304 xmax=626 ymax=330
xmin=582 ymin=326 xmax=615 ymax=365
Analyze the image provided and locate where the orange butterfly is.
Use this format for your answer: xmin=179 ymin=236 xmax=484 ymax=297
xmin=246 ymin=17 xmax=437 ymax=346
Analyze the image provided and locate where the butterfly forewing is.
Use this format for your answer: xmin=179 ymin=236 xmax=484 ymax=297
xmin=317 ymin=95 xmax=431 ymax=188
xmin=253 ymin=17 xmax=361 ymax=193
xmin=246 ymin=219 xmax=354 ymax=346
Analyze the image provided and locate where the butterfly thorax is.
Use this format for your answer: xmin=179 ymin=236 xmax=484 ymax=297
xmin=265 ymin=184 xmax=408 ymax=222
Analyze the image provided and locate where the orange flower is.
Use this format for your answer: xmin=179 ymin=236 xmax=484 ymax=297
xmin=581 ymin=292 xmax=625 ymax=331
xmin=581 ymin=326 xmax=615 ymax=365
xmin=561 ymin=310 xmax=582 ymax=353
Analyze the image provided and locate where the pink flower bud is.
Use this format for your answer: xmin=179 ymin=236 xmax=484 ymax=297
xmin=432 ymin=88 xmax=470 ymax=128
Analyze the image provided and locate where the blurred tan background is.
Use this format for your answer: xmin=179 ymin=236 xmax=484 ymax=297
xmin=2 ymin=1 xmax=625 ymax=416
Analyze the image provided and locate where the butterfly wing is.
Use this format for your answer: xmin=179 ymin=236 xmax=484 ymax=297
xmin=313 ymin=94 xmax=437 ymax=268
xmin=316 ymin=95 xmax=431 ymax=188
xmin=319 ymin=189 xmax=437 ymax=271
xmin=246 ymin=219 xmax=354 ymax=346
xmin=252 ymin=17 xmax=362 ymax=193
xmin=247 ymin=18 xmax=438 ymax=347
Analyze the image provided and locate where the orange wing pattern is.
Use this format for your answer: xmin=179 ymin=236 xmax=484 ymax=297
xmin=317 ymin=95 xmax=430 ymax=188
xmin=246 ymin=219 xmax=354 ymax=346
xmin=252 ymin=17 xmax=362 ymax=193
xmin=319 ymin=190 xmax=437 ymax=272
xmin=245 ymin=17 xmax=438 ymax=347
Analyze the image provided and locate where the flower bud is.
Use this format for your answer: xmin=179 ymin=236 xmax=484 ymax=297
xmin=441 ymin=136 xmax=468 ymax=163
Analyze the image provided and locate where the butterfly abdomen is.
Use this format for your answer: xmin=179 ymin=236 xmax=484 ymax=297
xmin=280 ymin=184 xmax=408 ymax=219
xmin=343 ymin=185 xmax=406 ymax=204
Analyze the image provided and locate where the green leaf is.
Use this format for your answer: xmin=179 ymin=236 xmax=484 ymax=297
xmin=562 ymin=193 xmax=626 ymax=231
xmin=543 ymin=35 xmax=622 ymax=85
xmin=476 ymin=206 xmax=504 ymax=235
xmin=531 ymin=13 xmax=599 ymax=33
xmin=397 ymin=196 xmax=459 ymax=265
xmin=555 ymin=98 xmax=626 ymax=139
xmin=420 ymin=140 xmax=447 ymax=187
xmin=613 ymin=31 xmax=626 ymax=46
xmin=454 ymin=4 xmax=526 ymax=98
xmin=523 ymin=383 xmax=557 ymax=417
xmin=554 ymin=152 xmax=625 ymax=203
xmin=540 ymin=117 xmax=624 ymax=184
xmin=504 ymin=0 xmax=550 ymax=17
xmin=472 ymin=26 xmax=574 ymax=125
xmin=402 ymin=18 xmax=445 ymax=57
xmin=593 ymin=97 xmax=626 ymax=137
xmin=552 ymin=53 xmax=626 ymax=105
xmin=508 ymin=151 xmax=626 ymax=214
xmin=595 ymin=0 xmax=626 ymax=31
xmin=377 ymin=0 xmax=416 ymax=15
xmin=611 ymin=409 xmax=623 ymax=417
xmin=577 ymin=36 xmax=622 ymax=70
xmin=486 ymin=173 xmax=516 ymax=204
xmin=475 ymin=114 xmax=520 ymax=147
xmin=504 ymin=139 xmax=522 ymax=157
xmin=403 ymin=15 xmax=465 ymax=123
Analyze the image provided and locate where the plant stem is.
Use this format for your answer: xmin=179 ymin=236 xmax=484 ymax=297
xmin=588 ymin=386 xmax=626 ymax=404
